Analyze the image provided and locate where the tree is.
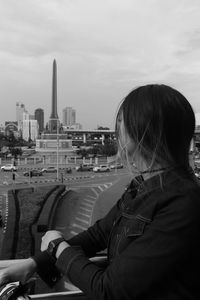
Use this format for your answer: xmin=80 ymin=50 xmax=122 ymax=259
xmin=102 ymin=141 xmax=117 ymax=156
xmin=76 ymin=148 xmax=89 ymax=158
xmin=10 ymin=147 xmax=22 ymax=158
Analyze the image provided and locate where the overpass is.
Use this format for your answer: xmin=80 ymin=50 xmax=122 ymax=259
xmin=57 ymin=128 xmax=200 ymax=145
xmin=61 ymin=129 xmax=115 ymax=145
xmin=40 ymin=129 xmax=116 ymax=145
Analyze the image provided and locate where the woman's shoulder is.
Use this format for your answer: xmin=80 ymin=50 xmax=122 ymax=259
xmin=157 ymin=173 xmax=200 ymax=217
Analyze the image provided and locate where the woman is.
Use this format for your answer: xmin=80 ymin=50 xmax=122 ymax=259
xmin=0 ymin=84 xmax=200 ymax=300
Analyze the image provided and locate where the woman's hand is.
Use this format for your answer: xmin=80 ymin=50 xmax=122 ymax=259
xmin=0 ymin=258 xmax=37 ymax=286
xmin=41 ymin=230 xmax=63 ymax=251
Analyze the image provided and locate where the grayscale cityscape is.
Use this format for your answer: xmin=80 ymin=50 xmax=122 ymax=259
xmin=0 ymin=1 xmax=200 ymax=300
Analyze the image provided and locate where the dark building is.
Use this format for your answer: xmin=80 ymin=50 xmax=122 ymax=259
xmin=35 ymin=108 xmax=44 ymax=134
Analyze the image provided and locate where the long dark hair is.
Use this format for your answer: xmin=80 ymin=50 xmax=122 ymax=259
xmin=115 ymin=84 xmax=195 ymax=168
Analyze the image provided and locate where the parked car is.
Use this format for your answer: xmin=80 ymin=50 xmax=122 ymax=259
xmin=65 ymin=167 xmax=72 ymax=174
xmin=93 ymin=165 xmax=111 ymax=172
xmin=1 ymin=164 xmax=17 ymax=171
xmin=76 ymin=163 xmax=94 ymax=171
xmin=41 ymin=166 xmax=57 ymax=173
xmin=110 ymin=163 xmax=124 ymax=169
xmin=23 ymin=169 xmax=43 ymax=177
xmin=0 ymin=213 xmax=3 ymax=227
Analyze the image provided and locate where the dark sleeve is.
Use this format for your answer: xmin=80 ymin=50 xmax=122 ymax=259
xmin=66 ymin=199 xmax=121 ymax=257
xmin=55 ymin=192 xmax=200 ymax=300
xmin=32 ymin=199 xmax=121 ymax=287
xmin=33 ymin=251 xmax=62 ymax=287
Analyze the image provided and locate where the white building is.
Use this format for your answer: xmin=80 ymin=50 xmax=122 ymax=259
xmin=23 ymin=112 xmax=30 ymax=121
xmin=195 ymin=113 xmax=200 ymax=127
xmin=16 ymin=102 xmax=27 ymax=130
xmin=22 ymin=112 xmax=39 ymax=141
xmin=22 ymin=120 xmax=30 ymax=141
xmin=62 ymin=107 xmax=76 ymax=126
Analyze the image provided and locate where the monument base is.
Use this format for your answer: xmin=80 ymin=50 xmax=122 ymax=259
xmin=36 ymin=134 xmax=74 ymax=157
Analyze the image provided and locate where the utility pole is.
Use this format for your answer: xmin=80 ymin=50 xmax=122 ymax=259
xmin=57 ymin=120 xmax=59 ymax=181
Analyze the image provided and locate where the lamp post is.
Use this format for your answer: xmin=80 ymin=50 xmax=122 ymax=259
xmin=56 ymin=120 xmax=59 ymax=181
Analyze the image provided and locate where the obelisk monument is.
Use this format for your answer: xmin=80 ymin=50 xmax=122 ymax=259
xmin=35 ymin=60 xmax=73 ymax=157
xmin=49 ymin=59 xmax=59 ymax=132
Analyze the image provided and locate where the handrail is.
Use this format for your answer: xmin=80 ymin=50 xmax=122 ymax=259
xmin=0 ymin=259 xmax=27 ymax=268
xmin=0 ymin=255 xmax=107 ymax=269
xmin=30 ymin=290 xmax=85 ymax=300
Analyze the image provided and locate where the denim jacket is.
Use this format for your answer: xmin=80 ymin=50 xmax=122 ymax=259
xmin=35 ymin=167 xmax=200 ymax=300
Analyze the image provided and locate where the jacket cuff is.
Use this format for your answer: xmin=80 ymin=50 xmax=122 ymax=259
xmin=55 ymin=246 xmax=84 ymax=278
xmin=33 ymin=251 xmax=62 ymax=287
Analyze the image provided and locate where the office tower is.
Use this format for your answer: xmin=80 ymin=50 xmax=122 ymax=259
xmin=35 ymin=108 xmax=44 ymax=133
xmin=22 ymin=120 xmax=38 ymax=141
xmin=23 ymin=112 xmax=30 ymax=121
xmin=49 ymin=59 xmax=59 ymax=132
xmin=16 ymin=102 xmax=26 ymax=130
xmin=62 ymin=107 xmax=76 ymax=126
xmin=22 ymin=112 xmax=38 ymax=141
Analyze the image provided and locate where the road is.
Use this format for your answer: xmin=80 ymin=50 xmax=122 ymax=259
xmin=50 ymin=170 xmax=131 ymax=238
xmin=0 ymin=167 xmax=132 ymax=255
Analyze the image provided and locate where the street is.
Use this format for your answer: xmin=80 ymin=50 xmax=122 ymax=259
xmin=0 ymin=166 xmax=132 ymax=254
xmin=51 ymin=170 xmax=131 ymax=239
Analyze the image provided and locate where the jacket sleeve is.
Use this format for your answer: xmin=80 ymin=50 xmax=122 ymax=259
xmin=55 ymin=192 xmax=200 ymax=300
xmin=32 ymin=197 xmax=121 ymax=287
xmin=66 ymin=197 xmax=121 ymax=257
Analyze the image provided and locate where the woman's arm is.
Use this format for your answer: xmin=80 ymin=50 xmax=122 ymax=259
xmin=32 ymin=197 xmax=122 ymax=287
xmin=0 ymin=258 xmax=37 ymax=286
xmin=65 ymin=198 xmax=121 ymax=257
xmin=0 ymin=195 xmax=122 ymax=289
xmin=54 ymin=192 xmax=200 ymax=300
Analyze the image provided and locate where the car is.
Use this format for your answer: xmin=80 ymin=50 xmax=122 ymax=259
xmin=23 ymin=169 xmax=43 ymax=177
xmin=76 ymin=164 xmax=94 ymax=171
xmin=41 ymin=166 xmax=57 ymax=173
xmin=110 ymin=163 xmax=124 ymax=169
xmin=65 ymin=167 xmax=72 ymax=174
xmin=93 ymin=165 xmax=110 ymax=172
xmin=0 ymin=213 xmax=3 ymax=227
xmin=1 ymin=164 xmax=17 ymax=171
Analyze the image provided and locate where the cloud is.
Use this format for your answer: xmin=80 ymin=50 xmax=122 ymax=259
xmin=1 ymin=0 xmax=200 ymax=128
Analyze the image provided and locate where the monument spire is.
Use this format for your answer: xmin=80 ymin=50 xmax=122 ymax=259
xmin=49 ymin=59 xmax=59 ymax=132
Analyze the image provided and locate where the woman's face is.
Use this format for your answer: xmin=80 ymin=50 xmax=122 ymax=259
xmin=117 ymin=112 xmax=135 ymax=160
xmin=117 ymin=111 xmax=147 ymax=172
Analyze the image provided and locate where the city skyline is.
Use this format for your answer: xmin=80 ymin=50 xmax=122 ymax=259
xmin=1 ymin=1 xmax=200 ymax=129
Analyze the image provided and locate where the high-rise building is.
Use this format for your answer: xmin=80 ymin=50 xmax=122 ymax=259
xmin=35 ymin=108 xmax=44 ymax=133
xmin=16 ymin=102 xmax=27 ymax=130
xmin=62 ymin=107 xmax=76 ymax=126
xmin=22 ymin=112 xmax=38 ymax=141
xmin=22 ymin=119 xmax=38 ymax=141
xmin=23 ymin=112 xmax=30 ymax=121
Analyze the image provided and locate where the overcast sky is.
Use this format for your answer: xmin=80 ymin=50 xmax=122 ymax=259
xmin=1 ymin=0 xmax=200 ymax=129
